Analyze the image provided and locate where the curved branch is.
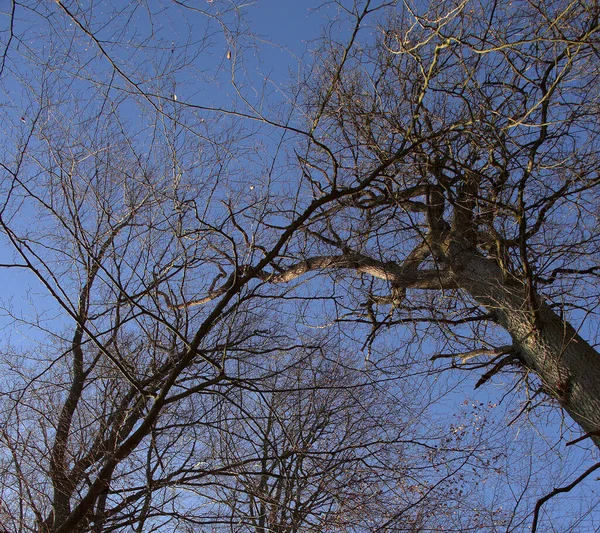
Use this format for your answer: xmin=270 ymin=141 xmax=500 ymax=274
xmin=531 ymin=461 xmax=600 ymax=533
xmin=261 ymin=253 xmax=456 ymax=290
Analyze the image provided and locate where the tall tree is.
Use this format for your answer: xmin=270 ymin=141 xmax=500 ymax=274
xmin=1 ymin=0 xmax=600 ymax=531
xmin=289 ymin=0 xmax=600 ymax=448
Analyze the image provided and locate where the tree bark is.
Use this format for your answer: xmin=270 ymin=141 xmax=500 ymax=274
xmin=453 ymin=250 xmax=600 ymax=448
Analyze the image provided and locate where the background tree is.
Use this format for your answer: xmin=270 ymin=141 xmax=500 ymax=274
xmin=1 ymin=0 xmax=600 ymax=532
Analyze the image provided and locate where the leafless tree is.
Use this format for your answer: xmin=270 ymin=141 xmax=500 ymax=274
xmin=1 ymin=0 xmax=600 ymax=532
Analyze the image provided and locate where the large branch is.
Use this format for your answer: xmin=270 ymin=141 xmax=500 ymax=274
xmin=261 ymin=253 xmax=456 ymax=291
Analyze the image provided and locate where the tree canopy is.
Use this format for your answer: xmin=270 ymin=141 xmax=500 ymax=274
xmin=1 ymin=1 xmax=600 ymax=532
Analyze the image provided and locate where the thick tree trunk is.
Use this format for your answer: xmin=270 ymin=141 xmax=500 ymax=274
xmin=453 ymin=251 xmax=600 ymax=448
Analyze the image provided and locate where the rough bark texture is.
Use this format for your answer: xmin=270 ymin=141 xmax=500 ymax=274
xmin=453 ymin=250 xmax=600 ymax=447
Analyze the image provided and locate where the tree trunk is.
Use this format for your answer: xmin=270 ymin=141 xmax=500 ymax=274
xmin=453 ymin=251 xmax=600 ymax=448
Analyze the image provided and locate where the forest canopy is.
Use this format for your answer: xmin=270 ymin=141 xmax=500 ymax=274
xmin=1 ymin=0 xmax=600 ymax=532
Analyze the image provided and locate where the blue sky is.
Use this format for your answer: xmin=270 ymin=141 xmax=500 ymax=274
xmin=1 ymin=1 xmax=599 ymax=531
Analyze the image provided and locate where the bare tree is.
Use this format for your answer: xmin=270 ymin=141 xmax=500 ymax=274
xmin=285 ymin=0 xmax=600 ymax=450
xmin=1 ymin=0 xmax=600 ymax=532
